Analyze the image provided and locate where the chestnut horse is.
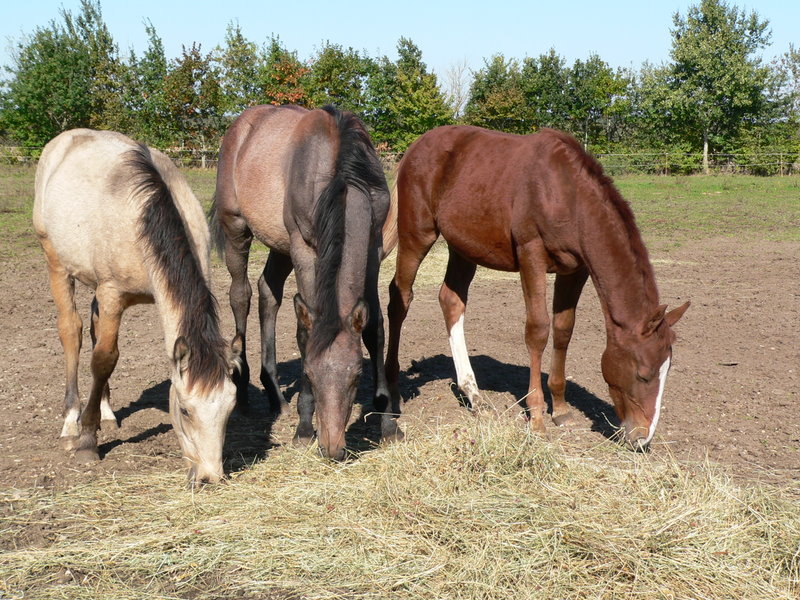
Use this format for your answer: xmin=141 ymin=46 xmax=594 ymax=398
xmin=34 ymin=129 xmax=241 ymax=486
xmin=386 ymin=126 xmax=689 ymax=449
xmin=210 ymin=105 xmax=398 ymax=460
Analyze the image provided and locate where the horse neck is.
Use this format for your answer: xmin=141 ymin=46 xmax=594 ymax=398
xmin=579 ymin=191 xmax=660 ymax=335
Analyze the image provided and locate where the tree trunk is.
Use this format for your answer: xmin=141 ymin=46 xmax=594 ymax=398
xmin=702 ymin=130 xmax=710 ymax=175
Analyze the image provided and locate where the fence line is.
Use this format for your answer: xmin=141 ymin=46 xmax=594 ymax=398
xmin=2 ymin=145 xmax=798 ymax=175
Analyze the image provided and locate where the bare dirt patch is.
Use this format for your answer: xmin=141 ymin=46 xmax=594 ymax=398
xmin=1 ymin=237 xmax=798 ymax=491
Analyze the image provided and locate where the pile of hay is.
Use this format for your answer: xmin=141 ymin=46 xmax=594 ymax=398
xmin=2 ymin=418 xmax=799 ymax=599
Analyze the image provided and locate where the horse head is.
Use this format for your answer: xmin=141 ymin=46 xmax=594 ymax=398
xmin=294 ymin=294 xmax=367 ymax=461
xmin=168 ymin=335 xmax=242 ymax=486
xmin=601 ymin=301 xmax=690 ymax=449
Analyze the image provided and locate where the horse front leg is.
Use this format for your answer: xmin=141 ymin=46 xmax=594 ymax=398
xmin=438 ymin=247 xmax=483 ymax=410
xmin=75 ymin=288 xmax=124 ymax=463
xmin=257 ymin=250 xmax=293 ymax=412
xmin=549 ymin=267 xmax=589 ymax=427
xmin=289 ymin=236 xmax=317 ymax=446
xmin=222 ymin=227 xmax=253 ymax=413
xmin=518 ymin=245 xmax=551 ymax=433
xmin=363 ymin=244 xmax=402 ymax=441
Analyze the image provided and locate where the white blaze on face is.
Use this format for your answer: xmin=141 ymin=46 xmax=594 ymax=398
xmin=448 ymin=314 xmax=479 ymax=393
xmin=644 ymin=356 xmax=671 ymax=445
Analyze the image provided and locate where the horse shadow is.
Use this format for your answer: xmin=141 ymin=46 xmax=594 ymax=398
xmin=98 ymin=378 xmax=281 ymax=472
xmin=394 ymin=353 xmax=620 ymax=439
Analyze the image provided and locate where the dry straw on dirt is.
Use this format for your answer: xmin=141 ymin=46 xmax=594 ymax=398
xmin=2 ymin=418 xmax=799 ymax=600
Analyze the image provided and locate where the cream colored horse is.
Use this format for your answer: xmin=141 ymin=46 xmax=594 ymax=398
xmin=34 ymin=129 xmax=241 ymax=486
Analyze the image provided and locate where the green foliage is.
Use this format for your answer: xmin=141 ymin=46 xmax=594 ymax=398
xmin=520 ymin=49 xmax=570 ymax=130
xmin=464 ymin=54 xmax=530 ymax=133
xmin=364 ymin=38 xmax=452 ymax=152
xmin=259 ymin=36 xmax=311 ymax=106
xmin=308 ymin=42 xmax=375 ymax=113
xmin=218 ymin=23 xmax=263 ymax=114
xmin=644 ymin=0 xmax=774 ymax=167
xmin=162 ymin=43 xmax=225 ymax=147
xmin=0 ymin=0 xmax=119 ymax=149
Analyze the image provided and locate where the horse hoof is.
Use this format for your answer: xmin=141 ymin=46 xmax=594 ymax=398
xmin=528 ymin=417 xmax=547 ymax=434
xmin=552 ymin=411 xmax=579 ymax=428
xmin=292 ymin=435 xmax=314 ymax=448
xmin=101 ymin=418 xmax=119 ymax=431
xmin=75 ymin=448 xmax=100 ymax=463
xmin=59 ymin=436 xmax=79 ymax=452
xmin=381 ymin=421 xmax=405 ymax=443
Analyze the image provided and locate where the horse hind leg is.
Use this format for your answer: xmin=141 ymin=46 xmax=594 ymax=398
xmin=40 ymin=239 xmax=83 ymax=447
xmin=385 ymin=225 xmax=438 ymax=408
xmin=257 ymin=250 xmax=293 ymax=411
xmin=74 ymin=287 xmax=124 ymax=463
xmin=222 ymin=222 xmax=254 ymax=412
xmin=548 ymin=267 xmax=589 ymax=427
xmin=438 ymin=248 xmax=484 ymax=410
xmin=90 ymin=296 xmax=118 ymax=430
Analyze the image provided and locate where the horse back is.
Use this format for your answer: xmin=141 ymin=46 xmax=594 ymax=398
xmin=34 ymin=129 xmax=206 ymax=293
xmin=216 ymin=105 xmax=309 ymax=254
xmin=399 ymin=126 xmax=598 ymax=273
xmin=398 ymin=126 xmax=531 ymax=271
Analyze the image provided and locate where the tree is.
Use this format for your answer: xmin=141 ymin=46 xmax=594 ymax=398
xmin=163 ymin=43 xmax=225 ymax=148
xmin=0 ymin=0 xmax=121 ymax=148
xmin=463 ymin=54 xmax=529 ymax=133
xmin=566 ymin=54 xmax=629 ymax=149
xmin=307 ymin=42 xmax=374 ymax=113
xmin=364 ymin=38 xmax=452 ymax=152
xmin=259 ymin=36 xmax=310 ymax=106
xmin=217 ymin=23 xmax=264 ymax=115
xmin=666 ymin=0 xmax=773 ymax=172
xmin=123 ymin=21 xmax=172 ymax=146
xmin=443 ymin=58 xmax=471 ymax=120
xmin=520 ymin=49 xmax=570 ymax=131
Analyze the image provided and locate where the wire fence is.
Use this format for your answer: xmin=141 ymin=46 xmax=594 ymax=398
xmin=2 ymin=145 xmax=798 ymax=176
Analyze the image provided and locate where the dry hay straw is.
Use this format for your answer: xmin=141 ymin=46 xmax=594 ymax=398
xmin=1 ymin=417 xmax=799 ymax=600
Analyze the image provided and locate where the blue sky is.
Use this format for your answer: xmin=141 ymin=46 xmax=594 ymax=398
xmin=2 ymin=0 xmax=798 ymax=78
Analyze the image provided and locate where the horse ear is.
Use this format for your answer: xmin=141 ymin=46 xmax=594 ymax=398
xmin=229 ymin=333 xmax=244 ymax=374
xmin=293 ymin=294 xmax=314 ymax=331
xmin=642 ymin=305 xmax=668 ymax=337
xmin=349 ymin=299 xmax=368 ymax=335
xmin=665 ymin=301 xmax=690 ymax=327
xmin=173 ymin=337 xmax=190 ymax=377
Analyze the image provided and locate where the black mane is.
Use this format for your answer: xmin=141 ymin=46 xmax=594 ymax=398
xmin=309 ymin=105 xmax=386 ymax=355
xmin=126 ymin=145 xmax=228 ymax=391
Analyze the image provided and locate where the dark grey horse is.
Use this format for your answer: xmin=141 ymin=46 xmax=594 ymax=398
xmin=211 ymin=105 xmax=399 ymax=459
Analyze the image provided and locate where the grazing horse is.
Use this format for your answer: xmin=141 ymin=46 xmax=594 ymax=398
xmin=210 ymin=104 xmax=398 ymax=460
xmin=386 ymin=126 xmax=689 ymax=449
xmin=34 ymin=129 xmax=241 ymax=485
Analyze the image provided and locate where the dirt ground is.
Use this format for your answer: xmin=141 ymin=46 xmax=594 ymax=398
xmin=1 ymin=236 xmax=798 ymax=491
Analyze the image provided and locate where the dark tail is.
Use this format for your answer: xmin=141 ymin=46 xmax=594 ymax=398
xmin=207 ymin=196 xmax=226 ymax=260
xmin=126 ymin=145 xmax=228 ymax=392
xmin=309 ymin=105 xmax=386 ymax=355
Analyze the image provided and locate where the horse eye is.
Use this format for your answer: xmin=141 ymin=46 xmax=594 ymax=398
xmin=180 ymin=407 xmax=190 ymax=418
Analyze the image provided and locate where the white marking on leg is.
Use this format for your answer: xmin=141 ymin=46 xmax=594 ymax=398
xmin=60 ymin=406 xmax=80 ymax=438
xmin=448 ymin=314 xmax=479 ymax=399
xmin=644 ymin=356 xmax=671 ymax=445
xmin=100 ymin=400 xmax=116 ymax=423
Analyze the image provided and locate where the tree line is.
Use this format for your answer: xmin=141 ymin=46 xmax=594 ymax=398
xmin=1 ymin=0 xmax=798 ymax=174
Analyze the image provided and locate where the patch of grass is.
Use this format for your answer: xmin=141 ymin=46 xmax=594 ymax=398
xmin=2 ymin=418 xmax=798 ymax=599
xmin=616 ymin=175 xmax=800 ymax=243
xmin=0 ymin=164 xmax=39 ymax=260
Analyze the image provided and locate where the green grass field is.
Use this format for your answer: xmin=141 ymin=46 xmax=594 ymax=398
xmin=4 ymin=165 xmax=798 ymax=262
